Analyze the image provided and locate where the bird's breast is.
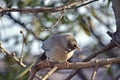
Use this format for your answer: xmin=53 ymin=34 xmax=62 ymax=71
xmin=45 ymin=48 xmax=75 ymax=63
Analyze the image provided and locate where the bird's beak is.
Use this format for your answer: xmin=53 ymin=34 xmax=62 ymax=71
xmin=76 ymin=45 xmax=82 ymax=51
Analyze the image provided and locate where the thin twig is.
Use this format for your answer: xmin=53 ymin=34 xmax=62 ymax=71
xmin=0 ymin=0 xmax=98 ymax=13
xmin=39 ymin=9 xmax=65 ymax=31
xmin=90 ymin=60 xmax=99 ymax=80
xmin=42 ymin=66 xmax=58 ymax=80
xmin=20 ymin=30 xmax=25 ymax=63
xmin=0 ymin=42 xmax=26 ymax=67
xmin=7 ymin=13 xmax=42 ymax=41
xmin=7 ymin=10 xmax=64 ymax=39
xmin=83 ymin=43 xmax=115 ymax=62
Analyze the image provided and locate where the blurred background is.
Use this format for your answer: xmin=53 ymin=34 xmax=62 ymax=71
xmin=0 ymin=0 xmax=119 ymax=80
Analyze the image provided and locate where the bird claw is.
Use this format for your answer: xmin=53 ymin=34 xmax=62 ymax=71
xmin=64 ymin=61 xmax=70 ymax=67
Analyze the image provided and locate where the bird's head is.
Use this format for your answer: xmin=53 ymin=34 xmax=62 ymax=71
xmin=61 ymin=34 xmax=81 ymax=51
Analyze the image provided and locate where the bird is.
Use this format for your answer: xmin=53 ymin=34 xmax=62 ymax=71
xmin=41 ymin=34 xmax=81 ymax=63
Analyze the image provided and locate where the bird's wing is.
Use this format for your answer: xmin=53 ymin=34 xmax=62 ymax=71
xmin=42 ymin=34 xmax=63 ymax=51
xmin=42 ymin=39 xmax=51 ymax=51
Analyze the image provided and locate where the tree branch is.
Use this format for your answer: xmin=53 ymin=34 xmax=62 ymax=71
xmin=28 ymin=57 xmax=120 ymax=80
xmin=39 ymin=9 xmax=65 ymax=31
xmin=0 ymin=42 xmax=26 ymax=67
xmin=90 ymin=60 xmax=99 ymax=80
xmin=83 ymin=42 xmax=115 ymax=62
xmin=0 ymin=0 xmax=98 ymax=13
xmin=65 ymin=1 xmax=120 ymax=79
xmin=65 ymin=42 xmax=116 ymax=80
xmin=42 ymin=66 xmax=58 ymax=80
xmin=7 ymin=13 xmax=43 ymax=41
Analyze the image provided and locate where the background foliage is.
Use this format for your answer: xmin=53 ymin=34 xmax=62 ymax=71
xmin=0 ymin=0 xmax=118 ymax=80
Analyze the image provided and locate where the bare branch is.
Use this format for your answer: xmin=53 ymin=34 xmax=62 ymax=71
xmin=0 ymin=0 xmax=98 ymax=13
xmin=90 ymin=60 xmax=99 ymax=80
xmin=65 ymin=1 xmax=120 ymax=79
xmin=39 ymin=9 xmax=65 ymax=31
xmin=7 ymin=10 xmax=64 ymax=40
xmin=42 ymin=66 xmax=58 ymax=80
xmin=65 ymin=42 xmax=116 ymax=80
xmin=0 ymin=42 xmax=26 ymax=67
xmin=83 ymin=42 xmax=115 ymax=62
xmin=28 ymin=57 xmax=120 ymax=80
xmin=20 ymin=30 xmax=25 ymax=63
xmin=7 ymin=13 xmax=43 ymax=41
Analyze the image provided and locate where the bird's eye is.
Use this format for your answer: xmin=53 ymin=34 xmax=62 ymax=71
xmin=73 ymin=44 xmax=77 ymax=48
xmin=67 ymin=40 xmax=77 ymax=51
